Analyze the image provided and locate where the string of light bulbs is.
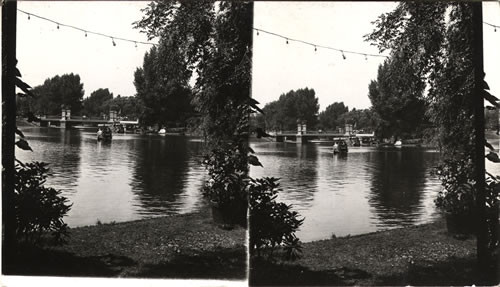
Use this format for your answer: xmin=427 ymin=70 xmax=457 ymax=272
xmin=17 ymin=8 xmax=498 ymax=53
xmin=484 ymin=21 xmax=499 ymax=32
xmin=254 ymin=19 xmax=499 ymax=60
xmin=254 ymin=27 xmax=389 ymax=60
xmin=17 ymin=9 xmax=157 ymax=47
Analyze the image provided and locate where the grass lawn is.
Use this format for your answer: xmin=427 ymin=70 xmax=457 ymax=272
xmin=3 ymin=208 xmax=247 ymax=280
xmin=250 ymin=219 xmax=498 ymax=286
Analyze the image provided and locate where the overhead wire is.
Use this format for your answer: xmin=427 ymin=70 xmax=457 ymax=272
xmin=18 ymin=8 xmax=157 ymax=47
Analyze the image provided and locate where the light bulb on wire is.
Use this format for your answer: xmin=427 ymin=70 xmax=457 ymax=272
xmin=112 ymin=38 xmax=116 ymax=46
xmin=341 ymin=51 xmax=346 ymax=60
xmin=286 ymin=38 xmax=289 ymax=44
xmin=27 ymin=14 xmax=30 ymax=20
xmin=314 ymin=46 xmax=317 ymax=52
xmin=256 ymin=30 xmax=259 ymax=36
xmin=84 ymin=31 xmax=87 ymax=37
xmin=57 ymin=23 xmax=60 ymax=29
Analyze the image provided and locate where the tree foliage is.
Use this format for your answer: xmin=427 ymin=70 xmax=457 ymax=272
xmin=367 ymin=2 xmax=498 ymax=268
xmin=135 ymin=1 xmax=253 ymax=138
xmin=27 ymin=73 xmax=84 ymax=115
xmin=318 ymin=102 xmax=348 ymax=131
xmin=82 ymin=88 xmax=113 ymax=117
xmin=368 ymin=56 xmax=427 ymax=139
xmin=136 ymin=3 xmax=305 ymax=257
xmin=250 ymin=177 xmax=303 ymax=260
xmin=261 ymin=88 xmax=319 ymax=131
xmin=485 ymin=108 xmax=499 ymax=132
xmin=107 ymin=95 xmax=143 ymax=120
xmin=134 ymin=42 xmax=194 ymax=128
xmin=338 ymin=108 xmax=380 ymax=133
xmin=14 ymin=161 xmax=71 ymax=245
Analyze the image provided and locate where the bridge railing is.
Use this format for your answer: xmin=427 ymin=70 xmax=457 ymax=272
xmin=40 ymin=115 xmax=112 ymax=121
xmin=42 ymin=115 xmax=61 ymax=120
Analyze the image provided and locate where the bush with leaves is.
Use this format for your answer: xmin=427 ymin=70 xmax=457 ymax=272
xmin=434 ymin=155 xmax=476 ymax=215
xmin=202 ymin=141 xmax=248 ymax=226
xmin=14 ymin=161 xmax=71 ymax=245
xmin=201 ymin=103 xmax=253 ymax=226
xmin=249 ymin=177 xmax=304 ymax=260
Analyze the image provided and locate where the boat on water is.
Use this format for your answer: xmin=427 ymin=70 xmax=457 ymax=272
xmin=97 ymin=126 xmax=112 ymax=141
xmin=349 ymin=137 xmax=361 ymax=147
xmin=333 ymin=140 xmax=348 ymax=154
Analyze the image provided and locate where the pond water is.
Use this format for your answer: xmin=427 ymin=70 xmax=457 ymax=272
xmin=249 ymin=141 xmax=443 ymax=242
xmin=16 ymin=127 xmax=207 ymax=227
xmin=18 ymin=127 xmax=496 ymax=242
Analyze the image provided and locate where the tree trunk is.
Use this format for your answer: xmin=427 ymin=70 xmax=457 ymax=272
xmin=471 ymin=2 xmax=491 ymax=273
xmin=2 ymin=0 xmax=18 ymax=259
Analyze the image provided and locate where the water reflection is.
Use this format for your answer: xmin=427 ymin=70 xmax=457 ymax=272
xmin=16 ymin=128 xmax=82 ymax=193
xmin=252 ymin=142 xmax=318 ymax=208
xmin=131 ymin=136 xmax=205 ymax=215
xmin=367 ymin=148 xmax=438 ymax=226
xmin=15 ymin=128 xmax=207 ymax=227
xmin=251 ymin=142 xmax=442 ymax=242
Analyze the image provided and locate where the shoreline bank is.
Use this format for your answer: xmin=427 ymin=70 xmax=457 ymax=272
xmin=4 ymin=209 xmax=247 ymax=280
xmin=251 ymin=219 xmax=497 ymax=286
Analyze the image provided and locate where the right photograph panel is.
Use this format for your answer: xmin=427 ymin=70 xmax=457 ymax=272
xmin=249 ymin=2 xmax=500 ymax=286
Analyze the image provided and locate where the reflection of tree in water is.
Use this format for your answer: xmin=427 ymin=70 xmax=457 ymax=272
xmin=367 ymin=148 xmax=433 ymax=226
xmin=131 ymin=137 xmax=197 ymax=214
xmin=276 ymin=144 xmax=318 ymax=207
xmin=37 ymin=129 xmax=82 ymax=193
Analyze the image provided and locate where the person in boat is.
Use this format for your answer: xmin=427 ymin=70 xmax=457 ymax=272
xmin=334 ymin=140 xmax=348 ymax=153
xmin=103 ymin=127 xmax=112 ymax=138
xmin=97 ymin=128 xmax=103 ymax=140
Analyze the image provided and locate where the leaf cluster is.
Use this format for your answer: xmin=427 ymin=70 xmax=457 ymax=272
xmin=249 ymin=177 xmax=304 ymax=260
xmin=261 ymin=88 xmax=319 ymax=132
xmin=368 ymin=2 xmax=499 ymax=252
xmin=14 ymin=161 xmax=72 ymax=245
xmin=434 ymin=155 xmax=476 ymax=215
xmin=22 ymin=73 xmax=85 ymax=116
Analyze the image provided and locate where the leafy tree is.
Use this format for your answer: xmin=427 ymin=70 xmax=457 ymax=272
xmin=134 ymin=42 xmax=193 ymax=128
xmin=338 ymin=108 xmax=380 ymax=133
xmin=368 ymin=56 xmax=427 ymax=140
xmin=29 ymin=73 xmax=84 ymax=115
xmin=485 ymin=108 xmax=499 ymax=132
xmin=318 ymin=102 xmax=348 ymax=131
xmin=136 ymin=0 xmax=305 ymax=260
xmin=108 ymin=95 xmax=143 ymax=120
xmin=262 ymin=88 xmax=319 ymax=131
xmin=135 ymin=1 xmax=252 ymax=138
xmin=367 ymin=2 xmax=498 ymax=275
xmin=82 ymin=88 xmax=113 ymax=117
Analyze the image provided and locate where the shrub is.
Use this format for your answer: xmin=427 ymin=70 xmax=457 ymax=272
xmin=249 ymin=177 xmax=304 ymax=259
xmin=435 ymin=155 xmax=499 ymax=216
xmin=14 ymin=161 xmax=71 ymax=245
xmin=202 ymin=141 xmax=248 ymax=207
xmin=434 ymin=156 xmax=476 ymax=215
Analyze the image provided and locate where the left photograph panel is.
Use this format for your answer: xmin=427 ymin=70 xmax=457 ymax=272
xmin=2 ymin=1 xmax=252 ymax=282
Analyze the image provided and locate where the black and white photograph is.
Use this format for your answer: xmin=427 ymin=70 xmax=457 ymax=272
xmin=248 ymin=1 xmax=499 ymax=285
xmin=3 ymin=1 xmax=251 ymax=285
xmin=2 ymin=1 xmax=500 ymax=286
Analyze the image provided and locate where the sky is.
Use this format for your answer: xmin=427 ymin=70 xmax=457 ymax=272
xmin=252 ymin=1 xmax=500 ymax=112
xmin=17 ymin=1 xmax=152 ymax=100
xmin=16 ymin=1 xmax=500 ymax=112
